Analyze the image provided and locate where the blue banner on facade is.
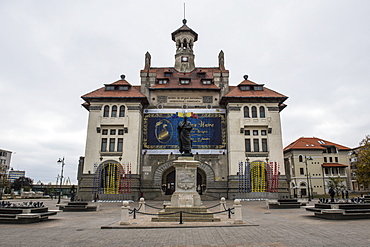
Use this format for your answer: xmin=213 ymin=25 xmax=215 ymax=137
xmin=143 ymin=113 xmax=226 ymax=149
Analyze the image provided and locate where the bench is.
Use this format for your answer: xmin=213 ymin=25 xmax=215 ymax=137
xmin=305 ymin=203 xmax=370 ymax=220
xmin=58 ymin=202 xmax=100 ymax=212
xmin=267 ymin=199 xmax=307 ymax=209
xmin=0 ymin=208 xmax=59 ymax=224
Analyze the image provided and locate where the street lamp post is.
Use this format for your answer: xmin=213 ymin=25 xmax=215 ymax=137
xmin=57 ymin=157 xmax=65 ymax=204
xmin=303 ymin=156 xmax=313 ymax=201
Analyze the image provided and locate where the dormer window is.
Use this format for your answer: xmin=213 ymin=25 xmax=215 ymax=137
xmin=106 ymin=85 xmax=129 ymax=91
xmin=240 ymin=85 xmax=251 ymax=91
xmin=164 ymin=72 xmax=172 ymax=77
xmin=180 ymin=79 xmax=190 ymax=84
xmin=202 ymin=80 xmax=212 ymax=85
xmin=198 ymin=72 xmax=206 ymax=78
xmin=240 ymin=85 xmax=264 ymax=91
xmin=158 ymin=79 xmax=168 ymax=85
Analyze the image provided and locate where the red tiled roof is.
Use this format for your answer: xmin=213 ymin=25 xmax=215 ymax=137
xmin=284 ymin=137 xmax=351 ymax=152
xmin=81 ymin=80 xmax=147 ymax=100
xmin=146 ymin=67 xmax=224 ymax=90
xmin=322 ymin=163 xmax=348 ymax=167
xmin=222 ymin=79 xmax=287 ymax=103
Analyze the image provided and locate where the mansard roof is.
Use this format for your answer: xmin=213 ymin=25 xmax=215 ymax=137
xmin=221 ymin=79 xmax=287 ymax=104
xmin=145 ymin=67 xmax=226 ymax=90
xmin=81 ymin=79 xmax=147 ymax=101
xmin=284 ymin=137 xmax=351 ymax=153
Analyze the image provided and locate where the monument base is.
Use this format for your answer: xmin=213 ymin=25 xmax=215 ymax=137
xmin=152 ymin=156 xmax=220 ymax=222
xmin=151 ymin=206 xmax=221 ymax=222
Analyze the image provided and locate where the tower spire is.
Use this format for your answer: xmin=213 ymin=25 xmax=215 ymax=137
xmin=171 ymin=18 xmax=198 ymax=72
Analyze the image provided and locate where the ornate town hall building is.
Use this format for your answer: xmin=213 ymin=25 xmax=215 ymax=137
xmin=77 ymin=20 xmax=288 ymax=201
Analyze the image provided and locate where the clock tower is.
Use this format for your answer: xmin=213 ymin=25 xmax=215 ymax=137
xmin=172 ymin=19 xmax=198 ymax=72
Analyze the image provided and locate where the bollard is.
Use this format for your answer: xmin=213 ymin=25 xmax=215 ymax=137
xmin=233 ymin=199 xmax=243 ymax=224
xmin=139 ymin=197 xmax=146 ymax=213
xmin=120 ymin=201 xmax=130 ymax=225
xmin=220 ymin=197 xmax=226 ymax=215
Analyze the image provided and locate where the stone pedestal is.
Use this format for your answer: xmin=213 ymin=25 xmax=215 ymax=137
xmin=170 ymin=157 xmax=202 ymax=208
xmin=152 ymin=157 xmax=220 ymax=222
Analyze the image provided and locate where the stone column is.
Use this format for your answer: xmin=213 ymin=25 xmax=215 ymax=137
xmin=233 ymin=199 xmax=243 ymax=224
xmin=139 ymin=197 xmax=146 ymax=213
xmin=120 ymin=201 xmax=130 ymax=225
xmin=220 ymin=197 xmax=226 ymax=215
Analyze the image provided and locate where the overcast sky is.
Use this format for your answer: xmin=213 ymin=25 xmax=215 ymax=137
xmin=1 ymin=1 xmax=369 ymax=184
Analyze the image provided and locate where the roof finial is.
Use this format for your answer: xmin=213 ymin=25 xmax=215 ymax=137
xmin=183 ymin=3 xmax=187 ymax=25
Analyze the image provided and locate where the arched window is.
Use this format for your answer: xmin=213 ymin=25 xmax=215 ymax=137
xmin=183 ymin=38 xmax=187 ymax=49
xmin=119 ymin=106 xmax=125 ymax=117
xmin=111 ymin=105 xmax=117 ymax=117
xmin=251 ymin=106 xmax=257 ymax=118
xmin=299 ymin=155 xmax=303 ymax=163
xmin=259 ymin=106 xmax=265 ymax=118
xmin=103 ymin=106 xmax=109 ymax=117
xmin=243 ymin=106 xmax=250 ymax=118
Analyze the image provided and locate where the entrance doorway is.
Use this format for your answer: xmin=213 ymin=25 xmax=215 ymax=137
xmin=163 ymin=168 xmax=206 ymax=195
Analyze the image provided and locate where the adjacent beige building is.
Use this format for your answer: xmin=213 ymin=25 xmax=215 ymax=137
xmin=78 ymin=20 xmax=288 ymax=201
xmin=284 ymin=137 xmax=351 ymax=198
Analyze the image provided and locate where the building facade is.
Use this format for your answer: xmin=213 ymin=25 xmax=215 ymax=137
xmin=78 ymin=20 xmax=288 ymax=201
xmin=284 ymin=137 xmax=351 ymax=198
xmin=0 ymin=149 xmax=12 ymax=191
xmin=8 ymin=169 xmax=25 ymax=183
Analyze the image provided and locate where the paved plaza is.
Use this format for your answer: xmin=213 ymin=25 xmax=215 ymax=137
xmin=0 ymin=198 xmax=369 ymax=247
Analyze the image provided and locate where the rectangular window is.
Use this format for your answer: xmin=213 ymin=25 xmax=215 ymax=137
xmin=164 ymin=72 xmax=172 ymax=77
xmin=110 ymin=129 xmax=116 ymax=135
xmin=117 ymin=138 xmax=123 ymax=152
xmin=202 ymin=80 xmax=212 ymax=85
xmin=329 ymin=157 xmax=333 ymax=163
xmin=335 ymin=157 xmax=338 ymax=163
xmin=105 ymin=86 xmax=115 ymax=91
xmin=253 ymin=130 xmax=258 ymax=136
xmin=180 ymin=79 xmax=190 ymax=84
xmin=102 ymin=129 xmax=108 ymax=135
xmin=240 ymin=85 xmax=251 ymax=91
xmin=300 ymin=168 xmax=304 ymax=175
xmin=118 ymin=129 xmax=124 ymax=135
xmin=245 ymin=139 xmax=251 ymax=152
xmin=261 ymin=130 xmax=267 ymax=136
xmin=253 ymin=139 xmax=259 ymax=152
xmin=262 ymin=139 xmax=268 ymax=152
xmin=118 ymin=86 xmax=129 ymax=91
xmin=325 ymin=168 xmax=329 ymax=174
xmin=324 ymin=157 xmax=327 ymax=162
xmin=109 ymin=138 xmax=115 ymax=152
xmin=244 ymin=130 xmax=250 ymax=135
xmin=158 ymin=79 xmax=168 ymax=84
xmin=101 ymin=138 xmax=107 ymax=152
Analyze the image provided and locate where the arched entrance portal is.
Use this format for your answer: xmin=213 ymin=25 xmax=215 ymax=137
xmin=162 ymin=167 xmax=206 ymax=195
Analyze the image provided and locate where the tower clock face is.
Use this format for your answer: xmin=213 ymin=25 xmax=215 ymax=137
xmin=181 ymin=56 xmax=188 ymax=62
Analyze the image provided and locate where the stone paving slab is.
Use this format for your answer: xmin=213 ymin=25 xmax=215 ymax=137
xmin=1 ymin=198 xmax=370 ymax=246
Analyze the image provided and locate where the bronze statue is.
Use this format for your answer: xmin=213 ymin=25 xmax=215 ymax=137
xmin=178 ymin=116 xmax=192 ymax=155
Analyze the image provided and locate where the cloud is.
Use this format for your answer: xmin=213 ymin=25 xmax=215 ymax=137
xmin=1 ymin=1 xmax=370 ymax=183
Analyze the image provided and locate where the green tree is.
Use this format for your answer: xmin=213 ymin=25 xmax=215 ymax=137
xmin=11 ymin=176 xmax=33 ymax=191
xmin=357 ymin=135 xmax=370 ymax=189
xmin=327 ymin=176 xmax=345 ymax=196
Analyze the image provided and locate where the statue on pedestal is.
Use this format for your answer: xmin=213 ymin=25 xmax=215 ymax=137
xmin=177 ymin=116 xmax=192 ymax=156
